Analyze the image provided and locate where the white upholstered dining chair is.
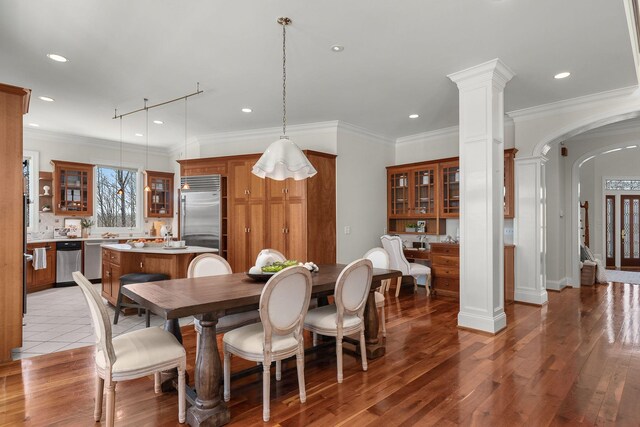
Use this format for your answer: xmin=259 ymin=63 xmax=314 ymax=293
xmin=364 ymin=247 xmax=390 ymax=337
xmin=188 ymin=253 xmax=260 ymax=361
xmin=381 ymin=235 xmax=432 ymax=297
xmin=72 ymin=272 xmax=186 ymax=427
xmin=304 ymin=259 xmax=373 ymax=383
xmin=223 ymin=266 xmax=312 ymax=422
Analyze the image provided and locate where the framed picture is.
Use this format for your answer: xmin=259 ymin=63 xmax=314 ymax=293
xmin=417 ymin=220 xmax=426 ymax=233
xmin=64 ymin=218 xmax=82 ymax=237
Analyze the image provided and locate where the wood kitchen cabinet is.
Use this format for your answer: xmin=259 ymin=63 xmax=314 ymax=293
xmin=25 ymin=242 xmax=56 ymax=293
xmin=145 ymin=170 xmax=174 ymax=218
xmin=230 ymin=157 xmax=266 ymax=202
xmin=430 ymin=243 xmax=515 ymax=306
xmin=387 ymin=162 xmax=445 ymax=235
xmin=0 ymin=82 xmax=30 ymax=363
xmin=264 ymin=152 xmax=336 ymax=271
xmin=177 ymin=151 xmax=337 ymax=273
xmin=229 ymin=201 xmax=266 ymax=274
xmin=51 ymin=160 xmax=94 ymax=216
xmin=101 ymin=247 xmax=200 ymax=306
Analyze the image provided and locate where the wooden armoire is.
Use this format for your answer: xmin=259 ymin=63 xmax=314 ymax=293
xmin=0 ymin=83 xmax=31 ymax=362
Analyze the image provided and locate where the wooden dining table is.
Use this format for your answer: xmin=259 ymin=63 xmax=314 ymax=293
xmin=122 ymin=264 xmax=401 ymax=427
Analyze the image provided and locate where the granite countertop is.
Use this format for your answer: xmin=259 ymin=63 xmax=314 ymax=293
xmin=101 ymin=243 xmax=217 ymax=255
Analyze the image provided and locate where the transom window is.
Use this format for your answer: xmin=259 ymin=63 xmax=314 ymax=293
xmin=605 ymin=179 xmax=640 ymax=191
xmin=95 ymin=166 xmax=138 ymax=228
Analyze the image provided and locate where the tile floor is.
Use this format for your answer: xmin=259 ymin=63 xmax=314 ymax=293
xmin=12 ymin=283 xmax=194 ymax=360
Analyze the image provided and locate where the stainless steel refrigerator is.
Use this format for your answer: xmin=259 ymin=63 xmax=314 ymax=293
xmin=179 ymin=175 xmax=221 ymax=250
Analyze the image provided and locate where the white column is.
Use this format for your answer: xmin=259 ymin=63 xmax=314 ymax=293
xmin=514 ymin=156 xmax=549 ymax=304
xmin=448 ymin=59 xmax=514 ymax=334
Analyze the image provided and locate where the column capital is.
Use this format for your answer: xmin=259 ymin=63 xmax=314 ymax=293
xmin=448 ymin=58 xmax=515 ymax=90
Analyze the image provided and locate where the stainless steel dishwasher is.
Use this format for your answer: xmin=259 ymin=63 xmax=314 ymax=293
xmin=84 ymin=240 xmax=109 ymax=281
xmin=56 ymin=240 xmax=82 ymax=286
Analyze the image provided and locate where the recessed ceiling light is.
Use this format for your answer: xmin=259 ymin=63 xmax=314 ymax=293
xmin=241 ymin=108 xmax=252 ymax=113
xmin=331 ymin=45 xmax=344 ymax=52
xmin=153 ymin=120 xmax=164 ymax=125
xmin=28 ymin=123 xmax=40 ymax=127
xmin=135 ymin=133 xmax=143 ymax=137
xmin=38 ymin=96 xmax=54 ymax=102
xmin=409 ymin=114 xmax=420 ymax=119
xmin=554 ymin=72 xmax=571 ymax=79
xmin=46 ymin=53 xmax=68 ymax=63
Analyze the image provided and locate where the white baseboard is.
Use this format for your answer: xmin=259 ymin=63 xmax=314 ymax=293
xmin=458 ymin=311 xmax=507 ymax=334
xmin=546 ymin=277 xmax=568 ymax=291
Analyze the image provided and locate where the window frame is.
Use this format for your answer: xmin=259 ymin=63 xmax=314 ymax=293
xmin=93 ymin=163 xmax=144 ymax=234
xmin=23 ymin=150 xmax=39 ymax=233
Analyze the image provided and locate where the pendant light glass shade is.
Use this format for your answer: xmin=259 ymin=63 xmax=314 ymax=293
xmin=252 ymin=136 xmax=317 ymax=181
xmin=252 ymin=17 xmax=316 ymax=181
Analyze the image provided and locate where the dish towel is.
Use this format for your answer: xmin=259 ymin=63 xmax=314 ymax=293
xmin=33 ymin=247 xmax=47 ymax=270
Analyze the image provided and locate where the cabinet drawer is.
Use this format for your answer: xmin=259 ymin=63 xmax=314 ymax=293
xmin=434 ymin=277 xmax=459 ymax=295
xmin=432 ymin=266 xmax=459 ymax=279
xmin=104 ymin=250 xmax=121 ymax=265
xmin=430 ymin=244 xmax=459 ymax=255
xmin=431 ymin=254 xmax=459 ymax=267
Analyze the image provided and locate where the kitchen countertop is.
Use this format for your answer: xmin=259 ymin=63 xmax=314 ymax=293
xmin=101 ymin=243 xmax=217 ymax=255
xmin=26 ymin=236 xmax=132 ymax=244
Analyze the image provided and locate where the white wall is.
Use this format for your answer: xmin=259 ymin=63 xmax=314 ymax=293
xmin=544 ymin=144 xmax=567 ymax=289
xmin=336 ymin=125 xmax=394 ymax=262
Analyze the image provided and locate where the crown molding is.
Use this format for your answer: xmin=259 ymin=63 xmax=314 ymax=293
xmin=565 ymin=116 xmax=640 ymax=141
xmin=23 ymin=127 xmax=170 ymax=156
xmin=336 ymin=121 xmax=395 ymax=146
xmin=395 ymin=125 xmax=459 ymax=145
xmin=507 ymin=86 xmax=639 ymax=122
xmin=192 ymin=121 xmax=340 ymax=147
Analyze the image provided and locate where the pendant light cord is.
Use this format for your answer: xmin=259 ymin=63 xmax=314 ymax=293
xmin=145 ymin=98 xmax=149 ymax=171
xmin=282 ymin=20 xmax=287 ymax=136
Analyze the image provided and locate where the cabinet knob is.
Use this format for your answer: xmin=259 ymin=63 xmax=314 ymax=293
xmin=140 ymin=262 xmax=144 ymax=269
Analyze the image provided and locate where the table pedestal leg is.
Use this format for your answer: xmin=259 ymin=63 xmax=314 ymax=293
xmin=187 ymin=313 xmax=230 ymax=427
xmin=363 ymin=280 xmax=385 ymax=359
xmin=161 ymin=318 xmax=189 ymax=392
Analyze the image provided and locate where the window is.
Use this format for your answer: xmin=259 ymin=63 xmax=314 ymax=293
xmin=23 ymin=151 xmax=39 ymax=232
xmin=95 ymin=166 xmax=138 ymax=228
xmin=605 ymin=179 xmax=640 ymax=191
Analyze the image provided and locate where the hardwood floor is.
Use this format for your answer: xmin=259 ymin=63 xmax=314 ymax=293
xmin=2 ymin=282 xmax=640 ymax=426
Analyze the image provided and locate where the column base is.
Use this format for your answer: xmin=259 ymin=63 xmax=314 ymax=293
xmin=458 ymin=311 xmax=507 ymax=334
xmin=514 ymin=288 xmax=548 ymax=305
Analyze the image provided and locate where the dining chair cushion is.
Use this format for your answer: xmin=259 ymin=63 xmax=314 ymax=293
xmin=223 ymin=322 xmax=298 ymax=355
xmin=304 ymin=304 xmax=362 ymax=331
xmin=95 ymin=327 xmax=186 ymax=373
xmin=409 ymin=263 xmax=430 ymax=276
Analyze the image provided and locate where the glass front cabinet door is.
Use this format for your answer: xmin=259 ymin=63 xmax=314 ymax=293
xmin=412 ymin=166 xmax=437 ymax=217
xmin=51 ymin=160 xmax=94 ymax=216
xmin=439 ymin=161 xmax=460 ymax=218
xmin=389 ymin=171 xmax=410 ymax=217
xmin=145 ymin=171 xmax=174 ymax=218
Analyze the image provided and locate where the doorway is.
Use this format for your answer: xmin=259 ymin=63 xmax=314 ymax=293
xmin=620 ymin=195 xmax=640 ymax=268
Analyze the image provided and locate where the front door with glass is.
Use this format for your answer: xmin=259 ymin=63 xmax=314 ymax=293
xmin=621 ymin=195 xmax=640 ymax=267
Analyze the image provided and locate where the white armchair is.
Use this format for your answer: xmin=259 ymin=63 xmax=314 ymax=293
xmin=381 ymin=235 xmax=432 ymax=296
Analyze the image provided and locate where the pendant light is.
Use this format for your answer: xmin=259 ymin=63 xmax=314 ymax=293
xmin=181 ymin=97 xmax=190 ymax=190
xmin=116 ymin=112 xmax=124 ymax=195
xmin=252 ymin=17 xmax=317 ymax=181
xmin=143 ymin=98 xmax=151 ymax=192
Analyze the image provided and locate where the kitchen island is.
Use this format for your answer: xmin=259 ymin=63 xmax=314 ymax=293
xmin=101 ymin=244 xmax=217 ymax=307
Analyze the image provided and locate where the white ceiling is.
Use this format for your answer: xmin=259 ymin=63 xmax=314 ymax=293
xmin=0 ymin=0 xmax=637 ymax=148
